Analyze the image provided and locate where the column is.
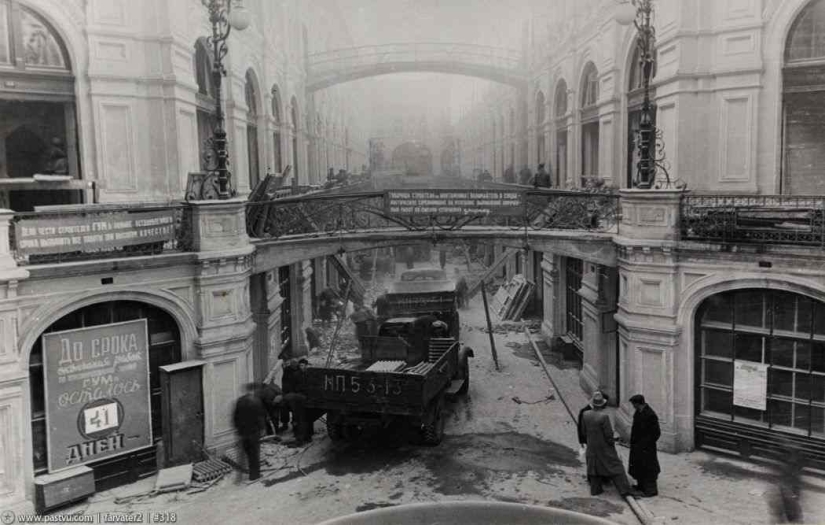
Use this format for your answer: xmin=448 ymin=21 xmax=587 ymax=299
xmin=613 ymin=189 xmax=684 ymax=452
xmin=540 ymin=253 xmax=560 ymax=337
xmin=186 ymin=198 xmax=255 ymax=453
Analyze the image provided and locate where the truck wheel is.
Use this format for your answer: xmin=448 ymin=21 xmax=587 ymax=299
xmin=457 ymin=361 xmax=470 ymax=396
xmin=421 ymin=399 xmax=445 ymax=446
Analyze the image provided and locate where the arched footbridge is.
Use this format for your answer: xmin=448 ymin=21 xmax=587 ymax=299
xmin=248 ymin=180 xmax=620 ymax=272
xmin=306 ymin=43 xmax=527 ymax=92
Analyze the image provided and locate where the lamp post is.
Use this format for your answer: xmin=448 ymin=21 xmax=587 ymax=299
xmin=201 ymin=0 xmax=250 ymax=199
xmin=616 ymin=0 xmax=657 ymax=190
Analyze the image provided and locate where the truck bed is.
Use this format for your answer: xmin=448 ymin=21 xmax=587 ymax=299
xmin=303 ymin=339 xmax=458 ymax=416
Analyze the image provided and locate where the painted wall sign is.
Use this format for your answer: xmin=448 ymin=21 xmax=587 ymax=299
xmin=15 ymin=209 xmax=176 ymax=256
xmin=733 ymin=359 xmax=768 ymax=411
xmin=42 ymin=319 xmax=152 ymax=472
xmin=385 ymin=190 xmax=524 ymax=217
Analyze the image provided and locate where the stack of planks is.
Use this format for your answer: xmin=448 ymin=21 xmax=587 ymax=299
xmin=366 ymin=360 xmax=407 ymax=372
xmin=405 ymin=362 xmax=435 ymax=375
xmin=490 ymin=274 xmax=535 ymax=321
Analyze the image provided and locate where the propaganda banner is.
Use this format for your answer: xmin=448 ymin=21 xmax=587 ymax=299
xmin=385 ymin=189 xmax=524 ymax=217
xmin=42 ymin=319 xmax=152 ymax=472
xmin=15 ymin=210 xmax=176 ymax=256
xmin=733 ymin=359 xmax=768 ymax=411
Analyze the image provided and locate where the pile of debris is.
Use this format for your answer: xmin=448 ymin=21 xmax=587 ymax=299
xmin=491 ymin=319 xmax=543 ymax=334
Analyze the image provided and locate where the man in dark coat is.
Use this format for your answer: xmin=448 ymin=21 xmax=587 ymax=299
xmin=503 ymin=165 xmax=516 ymax=183
xmin=577 ymin=391 xmax=610 ymax=447
xmin=629 ymin=394 xmax=661 ymax=497
xmin=350 ymin=304 xmax=377 ymax=353
xmin=581 ymin=391 xmax=635 ymax=496
xmin=259 ymin=381 xmax=288 ymax=435
xmin=233 ymin=383 xmax=267 ymax=480
xmin=453 ymin=268 xmax=468 ymax=309
xmin=533 ymin=163 xmax=552 ymax=188
xmin=282 ymin=358 xmax=312 ymax=444
xmin=519 ymin=165 xmax=533 ymax=185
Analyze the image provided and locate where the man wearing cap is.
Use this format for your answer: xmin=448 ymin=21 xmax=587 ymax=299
xmin=629 ymin=394 xmax=661 ymax=497
xmin=581 ymin=391 xmax=636 ymax=497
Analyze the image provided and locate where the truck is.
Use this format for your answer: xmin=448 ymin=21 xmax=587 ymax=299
xmin=303 ymin=269 xmax=472 ymax=445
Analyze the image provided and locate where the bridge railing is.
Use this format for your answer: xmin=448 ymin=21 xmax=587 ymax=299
xmin=308 ymin=42 xmax=524 ymax=74
xmin=246 ymin=189 xmax=620 ymax=241
xmin=680 ymin=194 xmax=825 ymax=247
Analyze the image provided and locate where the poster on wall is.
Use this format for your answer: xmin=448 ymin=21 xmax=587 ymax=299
xmin=733 ymin=359 xmax=768 ymax=411
xmin=42 ymin=319 xmax=152 ymax=472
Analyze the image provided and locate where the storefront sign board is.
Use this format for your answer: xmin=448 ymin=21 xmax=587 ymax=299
xmin=42 ymin=319 xmax=152 ymax=472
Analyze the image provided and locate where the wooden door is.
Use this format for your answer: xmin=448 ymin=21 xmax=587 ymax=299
xmin=160 ymin=361 xmax=205 ymax=467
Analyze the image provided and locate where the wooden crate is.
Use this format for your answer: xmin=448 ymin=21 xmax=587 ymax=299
xmin=35 ymin=465 xmax=95 ymax=513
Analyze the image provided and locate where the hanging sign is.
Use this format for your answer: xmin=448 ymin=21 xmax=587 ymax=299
xmin=733 ymin=359 xmax=768 ymax=411
xmin=42 ymin=319 xmax=152 ymax=472
xmin=385 ymin=189 xmax=524 ymax=217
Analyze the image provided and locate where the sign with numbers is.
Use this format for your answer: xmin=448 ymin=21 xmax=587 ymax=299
xmin=42 ymin=319 xmax=152 ymax=472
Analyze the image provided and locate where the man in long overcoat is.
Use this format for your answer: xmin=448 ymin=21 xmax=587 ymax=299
xmin=233 ymin=383 xmax=267 ymax=481
xmin=629 ymin=394 xmax=661 ymax=497
xmin=581 ymin=391 xmax=634 ymax=496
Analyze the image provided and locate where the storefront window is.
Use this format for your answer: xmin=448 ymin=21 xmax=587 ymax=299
xmin=698 ymin=289 xmax=825 ymax=437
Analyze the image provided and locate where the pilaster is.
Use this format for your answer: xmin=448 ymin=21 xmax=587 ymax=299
xmin=540 ymin=253 xmax=560 ymax=337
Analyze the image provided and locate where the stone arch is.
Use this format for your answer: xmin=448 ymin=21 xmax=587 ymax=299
xmin=18 ymin=289 xmax=199 ymax=369
xmin=553 ymin=78 xmax=569 ymax=119
xmin=579 ymin=61 xmax=600 ymax=109
xmin=244 ymin=68 xmax=262 ymax=117
xmin=674 ymin=272 xmax=825 ymax=433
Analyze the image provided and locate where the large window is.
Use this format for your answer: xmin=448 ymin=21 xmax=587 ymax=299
xmin=555 ymin=80 xmax=569 ymax=187
xmin=580 ymin=63 xmax=600 ymax=185
xmin=566 ymin=258 xmax=584 ymax=346
xmin=245 ymin=70 xmax=260 ymax=188
xmin=783 ymin=0 xmax=825 ymax=194
xmin=697 ymin=290 xmax=825 ymax=437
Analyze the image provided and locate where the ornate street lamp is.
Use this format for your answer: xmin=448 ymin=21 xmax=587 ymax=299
xmin=616 ymin=0 xmax=657 ymax=190
xmin=201 ymin=0 xmax=251 ymax=199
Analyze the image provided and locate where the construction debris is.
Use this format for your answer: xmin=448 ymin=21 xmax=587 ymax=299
xmin=154 ymin=464 xmax=193 ymax=493
xmin=192 ymin=458 xmax=232 ymax=483
xmin=490 ymin=274 xmax=535 ymax=321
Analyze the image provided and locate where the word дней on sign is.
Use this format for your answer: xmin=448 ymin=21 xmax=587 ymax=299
xmin=385 ymin=190 xmax=524 ymax=217
xmin=15 ymin=210 xmax=176 ymax=256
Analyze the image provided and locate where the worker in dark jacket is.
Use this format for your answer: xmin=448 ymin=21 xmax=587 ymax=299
xmin=453 ymin=268 xmax=468 ymax=309
xmin=519 ymin=165 xmax=533 ymax=185
xmin=533 ymin=163 xmax=552 ymax=188
xmin=581 ymin=391 xmax=636 ymax=497
xmin=259 ymin=381 xmax=288 ymax=434
xmin=282 ymin=358 xmax=312 ymax=444
xmin=503 ymin=165 xmax=516 ymax=183
xmin=233 ymin=383 xmax=267 ymax=480
xmin=628 ymin=394 xmax=661 ymax=497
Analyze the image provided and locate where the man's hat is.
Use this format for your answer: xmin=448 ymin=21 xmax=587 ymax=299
xmin=629 ymin=394 xmax=646 ymax=405
xmin=590 ymin=391 xmax=608 ymax=408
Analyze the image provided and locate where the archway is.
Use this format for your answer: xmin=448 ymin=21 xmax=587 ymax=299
xmin=694 ymin=288 xmax=825 ymax=467
xmin=782 ymin=0 xmax=825 ymax=194
xmin=28 ymin=301 xmax=184 ymax=489
xmin=0 ymin=1 xmax=80 ymax=211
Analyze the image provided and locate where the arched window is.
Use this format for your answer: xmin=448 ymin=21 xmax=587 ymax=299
xmin=580 ymin=63 xmax=600 ymax=184
xmin=291 ymin=97 xmax=299 ymax=182
xmin=0 ymin=1 xmax=80 ymax=210
xmin=581 ymin=62 xmax=599 ymax=108
xmin=271 ymin=85 xmax=283 ymax=173
xmin=555 ymin=79 xmax=569 ymax=118
xmin=555 ymin=80 xmax=568 ymax=187
xmin=695 ymin=289 xmax=825 ymax=464
xmin=627 ymin=43 xmax=657 ymax=188
xmin=783 ymin=0 xmax=825 ymax=194
xmin=244 ymin=69 xmax=260 ymax=188
xmin=536 ymin=90 xmax=546 ymax=166
xmin=194 ymin=38 xmax=214 ymax=100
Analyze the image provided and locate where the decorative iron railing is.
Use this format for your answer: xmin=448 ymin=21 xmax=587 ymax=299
xmin=246 ymin=189 xmax=620 ymax=240
xmin=680 ymin=194 xmax=825 ymax=247
xmin=10 ymin=203 xmax=193 ymax=265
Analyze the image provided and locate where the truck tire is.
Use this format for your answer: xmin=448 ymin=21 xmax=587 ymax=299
xmin=421 ymin=397 xmax=445 ymax=446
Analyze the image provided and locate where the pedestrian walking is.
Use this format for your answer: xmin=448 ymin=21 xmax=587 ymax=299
xmin=581 ymin=391 xmax=637 ymax=497
xmin=454 ymin=268 xmax=468 ymax=309
xmin=628 ymin=394 xmax=661 ymax=497
xmin=767 ymin=439 xmax=804 ymax=523
xmin=233 ymin=383 xmax=267 ymax=481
